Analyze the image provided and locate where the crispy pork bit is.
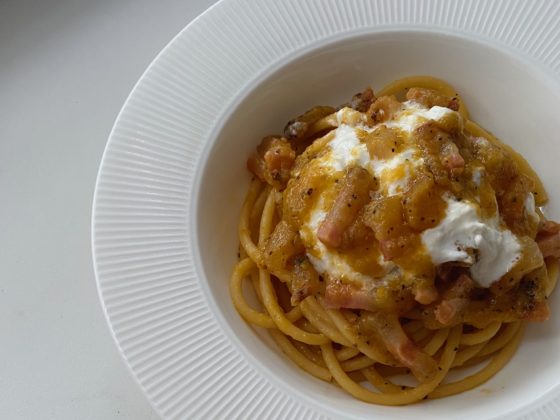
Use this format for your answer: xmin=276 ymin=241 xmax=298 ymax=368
xmin=537 ymin=220 xmax=560 ymax=258
xmin=434 ymin=274 xmax=475 ymax=325
xmin=435 ymin=298 xmax=469 ymax=326
xmin=323 ymin=277 xmax=376 ymax=311
xmin=406 ymin=87 xmax=459 ymax=111
xmin=262 ymin=221 xmax=304 ymax=273
xmin=339 ymin=214 xmax=375 ymax=249
xmin=317 ymin=167 xmax=373 ymax=248
xmin=349 ymin=87 xmax=376 ymax=112
xmin=499 ymin=175 xmax=535 ymax=236
xmin=283 ymin=105 xmax=336 ymax=140
xmin=440 ymin=142 xmax=465 ymax=172
xmin=247 ymin=136 xmax=295 ymax=189
xmin=414 ymin=122 xmax=466 ymax=182
xmin=367 ymin=95 xmax=402 ymax=124
xmin=413 ymin=280 xmax=438 ymax=305
xmin=289 ymin=255 xmax=320 ymax=305
xmin=363 ymin=311 xmax=438 ymax=382
xmin=363 ymin=195 xmax=414 ymax=260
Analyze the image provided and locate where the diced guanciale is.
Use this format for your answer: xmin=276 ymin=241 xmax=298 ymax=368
xmin=348 ymin=87 xmax=376 ymax=112
xmin=434 ymin=274 xmax=475 ymax=325
xmin=362 ymin=311 xmax=438 ymax=382
xmin=414 ymin=123 xmax=466 ymax=184
xmin=406 ymin=87 xmax=459 ymax=111
xmin=363 ymin=195 xmax=413 ymax=260
xmin=367 ymin=95 xmax=402 ymax=124
xmin=317 ymin=167 xmax=374 ymax=248
xmin=289 ymin=255 xmax=320 ymax=305
xmin=262 ymin=220 xmax=304 ymax=273
xmin=247 ymin=136 xmax=295 ymax=189
xmin=413 ymin=279 xmax=439 ymax=305
xmin=323 ymin=277 xmax=376 ymax=311
xmin=339 ymin=214 xmax=375 ymax=249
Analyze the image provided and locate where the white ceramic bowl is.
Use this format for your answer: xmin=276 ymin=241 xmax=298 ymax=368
xmin=93 ymin=1 xmax=560 ymax=418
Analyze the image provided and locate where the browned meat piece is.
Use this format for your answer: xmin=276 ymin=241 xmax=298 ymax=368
xmin=363 ymin=195 xmax=414 ymax=260
xmin=523 ymin=301 xmax=550 ymax=321
xmin=414 ymin=122 xmax=465 ymax=181
xmin=434 ymin=274 xmax=474 ymax=325
xmin=490 ymin=237 xmax=543 ymax=295
xmin=496 ymin=174 xmax=535 ymax=236
xmin=247 ymin=136 xmax=295 ymax=190
xmin=339 ymin=213 xmax=375 ymax=249
xmin=414 ymin=268 xmax=550 ymax=329
xmin=348 ymin=87 xmax=376 ymax=112
xmin=262 ymin=220 xmax=304 ymax=272
xmin=367 ymin=95 xmax=402 ymax=124
xmin=289 ymin=255 xmax=320 ymax=305
xmin=323 ymin=278 xmax=376 ymax=311
xmin=537 ymin=220 xmax=560 ymax=258
xmin=440 ymin=142 xmax=465 ymax=173
xmin=435 ymin=298 xmax=469 ymax=325
xmin=413 ymin=280 xmax=438 ymax=305
xmin=444 ymin=274 xmax=476 ymax=299
xmin=406 ymin=87 xmax=459 ymax=111
xmin=515 ymin=266 xmax=550 ymax=321
xmin=470 ymin=136 xmax=518 ymax=197
xmin=419 ymin=298 xmax=549 ymax=329
xmin=363 ymin=311 xmax=437 ymax=382
xmin=324 ymin=271 xmax=418 ymax=315
xmin=283 ymin=105 xmax=336 ymax=140
xmin=317 ymin=167 xmax=374 ymax=248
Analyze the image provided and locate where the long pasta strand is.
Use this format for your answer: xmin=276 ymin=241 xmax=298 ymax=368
xmin=229 ymin=76 xmax=558 ymax=405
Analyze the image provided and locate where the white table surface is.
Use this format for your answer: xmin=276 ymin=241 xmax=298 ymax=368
xmin=0 ymin=0 xmax=216 ymax=418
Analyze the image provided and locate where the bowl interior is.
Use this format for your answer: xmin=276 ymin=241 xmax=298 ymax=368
xmin=194 ymin=30 xmax=560 ymax=418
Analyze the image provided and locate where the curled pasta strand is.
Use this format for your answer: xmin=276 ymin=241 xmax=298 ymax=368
xmin=320 ymin=326 xmax=462 ymax=405
xmin=230 ymin=76 xmax=558 ymax=404
xmin=429 ymin=324 xmax=525 ymax=399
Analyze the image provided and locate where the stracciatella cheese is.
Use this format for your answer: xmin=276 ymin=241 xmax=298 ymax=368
xmin=421 ymin=197 xmax=521 ymax=287
xmin=300 ymin=103 xmax=526 ymax=288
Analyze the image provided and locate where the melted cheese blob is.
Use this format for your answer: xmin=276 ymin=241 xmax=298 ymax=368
xmin=421 ymin=197 xmax=521 ymax=287
xmin=299 ymin=102 xmax=526 ymax=288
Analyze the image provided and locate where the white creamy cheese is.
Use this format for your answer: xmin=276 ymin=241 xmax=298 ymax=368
xmin=371 ymin=148 xmax=423 ymax=196
xmin=304 ymin=103 xmax=521 ymax=287
xmin=325 ymin=124 xmax=370 ymax=172
xmin=325 ymin=104 xmax=456 ymax=195
xmin=319 ymin=124 xmax=424 ymax=196
xmin=371 ymin=148 xmax=417 ymax=176
xmin=421 ymin=198 xmax=521 ymax=287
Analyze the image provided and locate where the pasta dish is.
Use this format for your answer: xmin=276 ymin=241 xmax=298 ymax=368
xmin=230 ymin=76 xmax=560 ymax=404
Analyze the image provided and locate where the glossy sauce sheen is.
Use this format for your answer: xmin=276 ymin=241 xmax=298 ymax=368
xmin=286 ymin=102 xmax=536 ymax=296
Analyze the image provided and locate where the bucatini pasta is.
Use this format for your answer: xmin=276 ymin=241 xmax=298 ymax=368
xmin=230 ymin=76 xmax=560 ymax=405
